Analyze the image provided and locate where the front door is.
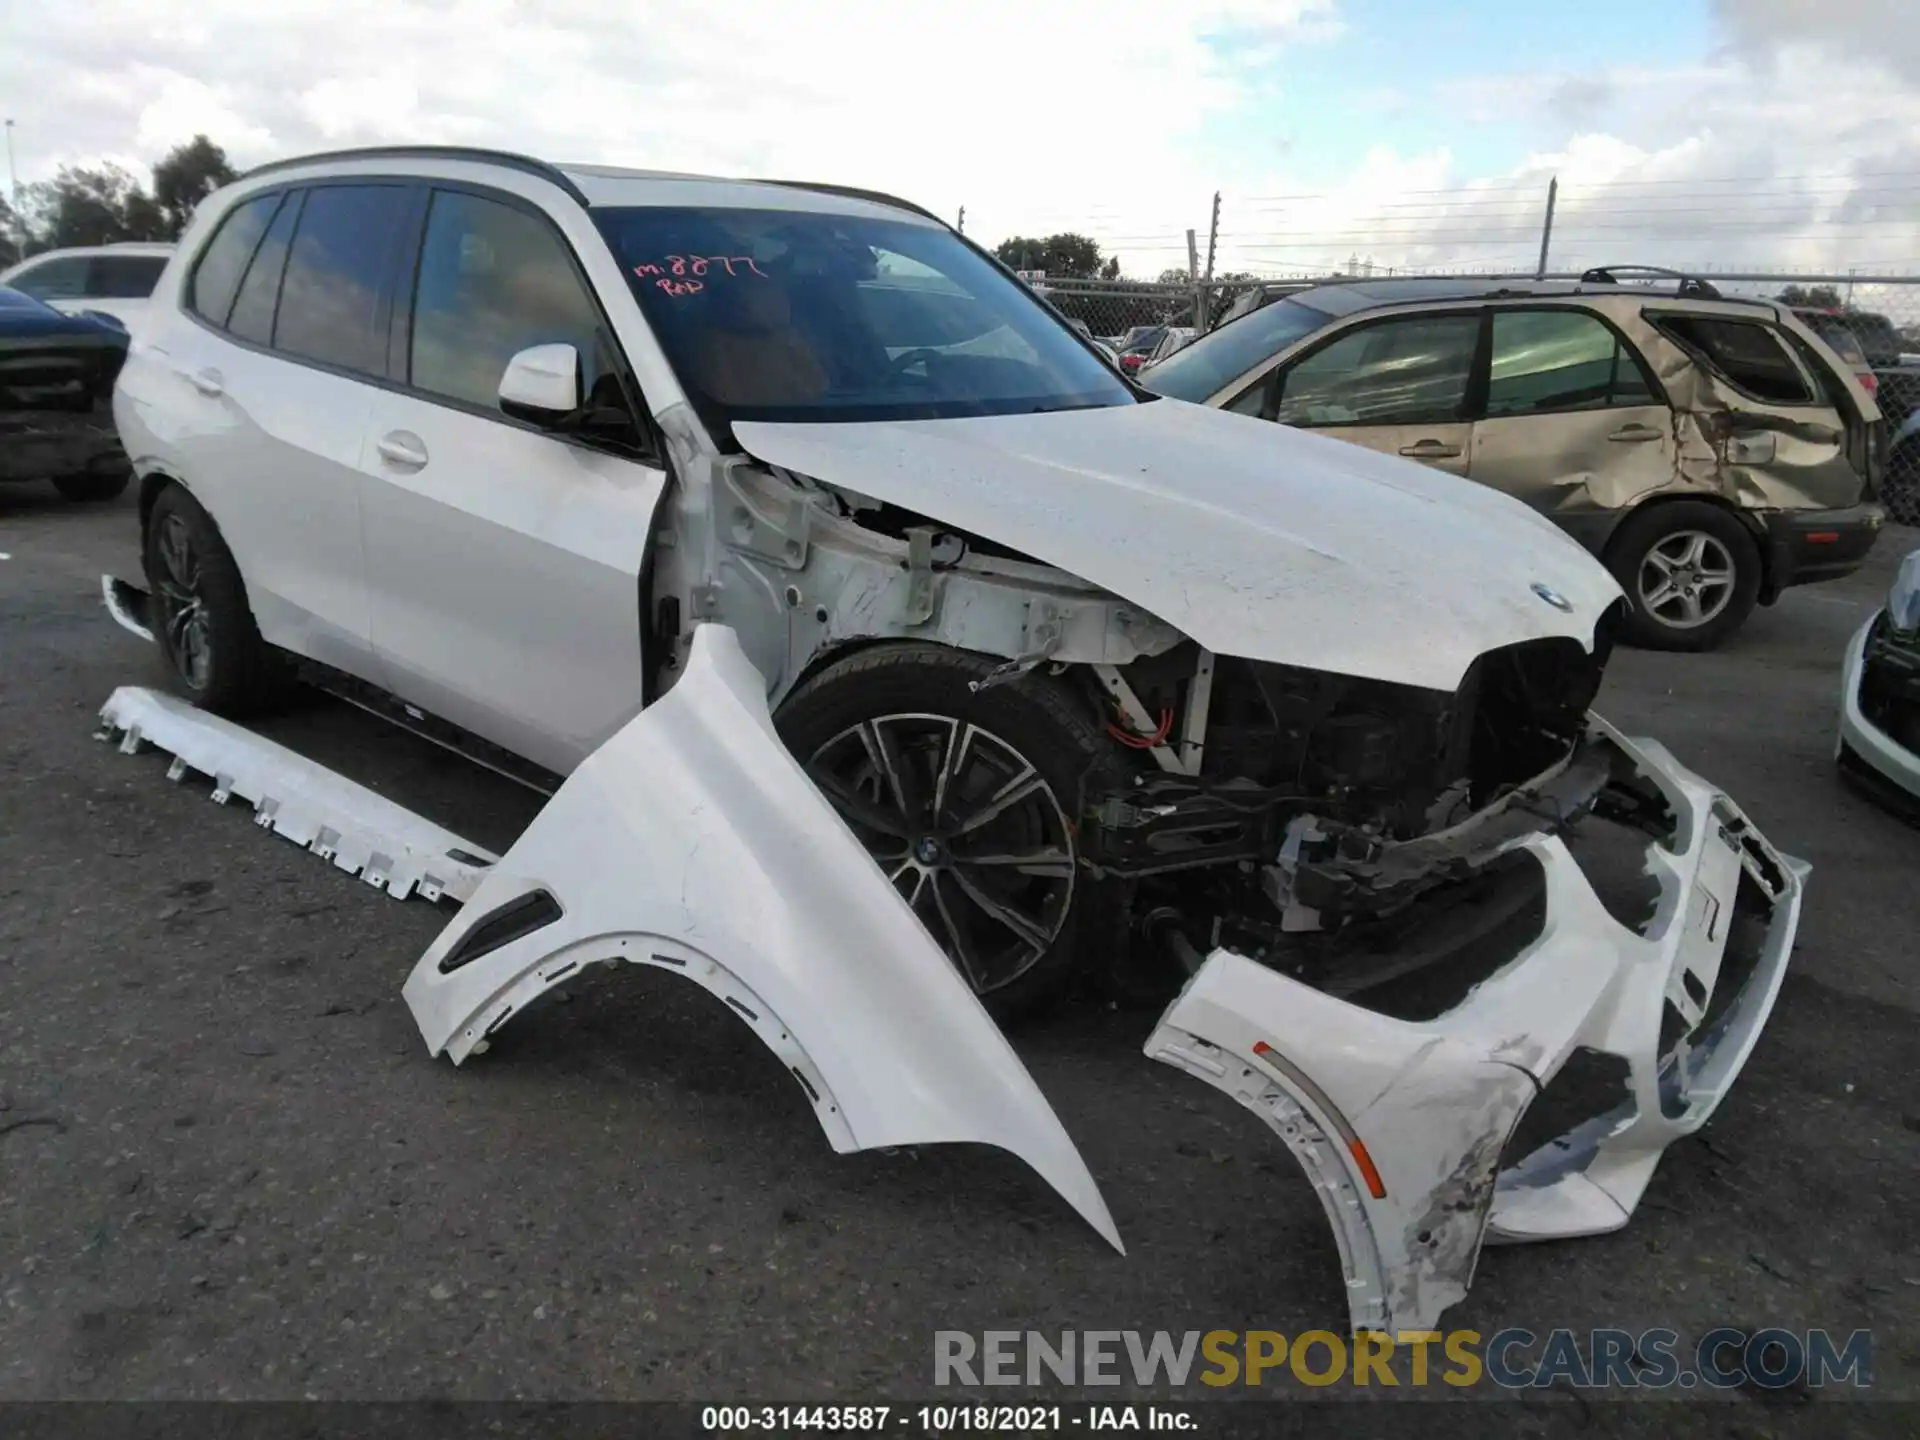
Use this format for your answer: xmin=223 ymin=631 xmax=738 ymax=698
xmin=1268 ymin=311 xmax=1481 ymax=477
xmin=357 ymin=185 xmax=666 ymax=776
xmin=1468 ymin=307 xmax=1677 ymax=518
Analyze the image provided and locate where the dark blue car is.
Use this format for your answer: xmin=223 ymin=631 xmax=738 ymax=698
xmin=0 ymin=285 xmax=132 ymax=500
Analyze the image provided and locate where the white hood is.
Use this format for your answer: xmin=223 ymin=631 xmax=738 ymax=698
xmin=736 ymin=399 xmax=1624 ymax=692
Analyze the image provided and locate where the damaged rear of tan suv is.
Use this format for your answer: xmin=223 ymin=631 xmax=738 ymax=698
xmin=1146 ymin=266 xmax=1886 ymax=650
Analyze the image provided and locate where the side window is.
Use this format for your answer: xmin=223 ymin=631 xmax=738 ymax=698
xmin=1275 ymin=314 xmax=1479 ymax=427
xmin=227 ymin=193 xmax=301 ymax=346
xmin=10 ymin=256 xmax=89 ymax=301
xmin=1486 ymin=310 xmax=1658 ymax=416
xmin=407 ymin=189 xmax=619 ymax=420
xmin=188 ymin=194 xmax=279 ymax=325
xmin=88 ymin=254 xmax=169 ymax=299
xmin=1652 ymin=315 xmax=1814 ymax=405
xmin=273 ymin=184 xmax=410 ymax=375
xmin=1224 ymin=378 xmax=1269 ymax=417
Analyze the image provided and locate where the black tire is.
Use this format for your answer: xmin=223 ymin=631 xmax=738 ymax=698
xmin=142 ymin=483 xmax=290 ymax=715
xmin=1605 ymin=501 xmax=1761 ymax=651
xmin=1884 ymin=442 xmax=1920 ymax=527
xmin=775 ymin=643 xmax=1126 ymax=1021
xmin=53 ymin=468 xmax=131 ymax=503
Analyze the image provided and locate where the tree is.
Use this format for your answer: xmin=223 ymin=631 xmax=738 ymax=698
xmin=0 ymin=192 xmax=23 ymax=267
xmin=23 ymin=163 xmax=152 ymax=249
xmin=993 ymin=232 xmax=1106 ymax=278
xmin=9 ymin=135 xmax=241 ymax=257
xmin=152 ymin=135 xmax=238 ymax=236
xmin=1778 ymin=283 xmax=1844 ymax=310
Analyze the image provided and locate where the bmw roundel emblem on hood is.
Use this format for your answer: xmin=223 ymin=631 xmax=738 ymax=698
xmin=1531 ymin=582 xmax=1574 ymax=612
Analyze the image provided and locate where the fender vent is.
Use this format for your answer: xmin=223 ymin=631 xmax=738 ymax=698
xmin=438 ymin=890 xmax=563 ymax=974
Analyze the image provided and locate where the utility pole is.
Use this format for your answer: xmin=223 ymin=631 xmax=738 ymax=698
xmin=1535 ymin=175 xmax=1558 ymax=280
xmin=1203 ymin=191 xmax=1220 ymax=283
xmin=1186 ymin=227 xmax=1202 ymax=329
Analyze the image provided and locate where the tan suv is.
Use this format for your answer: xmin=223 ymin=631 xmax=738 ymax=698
xmin=1145 ymin=268 xmax=1887 ymax=649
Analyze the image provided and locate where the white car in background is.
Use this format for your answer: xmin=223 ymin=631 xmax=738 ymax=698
xmin=1838 ymin=549 xmax=1920 ymax=809
xmin=109 ymin=145 xmax=1805 ymax=1335
xmin=1 ymin=242 xmax=175 ymax=334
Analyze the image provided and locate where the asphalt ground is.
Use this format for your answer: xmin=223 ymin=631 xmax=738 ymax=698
xmin=1 ymin=482 xmax=1916 ymax=1433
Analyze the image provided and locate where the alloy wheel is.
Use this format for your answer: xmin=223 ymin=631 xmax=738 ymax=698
xmin=804 ymin=714 xmax=1075 ymax=996
xmin=153 ymin=514 xmax=213 ymax=689
xmin=1638 ymin=529 xmax=1736 ymax=629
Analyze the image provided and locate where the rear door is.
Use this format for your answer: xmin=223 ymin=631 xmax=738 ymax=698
xmin=1649 ymin=309 xmax=1869 ymax=510
xmin=356 ymin=184 xmax=666 ymax=776
xmin=1468 ymin=306 xmax=1678 ymax=516
xmin=160 ymin=182 xmax=413 ymax=672
xmin=1258 ymin=310 xmax=1480 ymax=476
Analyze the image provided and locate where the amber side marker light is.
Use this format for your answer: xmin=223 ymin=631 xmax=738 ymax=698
xmin=1251 ymin=1040 xmax=1389 ymax=1199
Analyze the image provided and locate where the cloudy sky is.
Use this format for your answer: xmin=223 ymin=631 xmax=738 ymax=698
xmin=3 ymin=0 xmax=1917 ymax=278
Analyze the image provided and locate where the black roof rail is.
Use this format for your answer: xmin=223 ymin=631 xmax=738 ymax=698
xmin=755 ymin=179 xmax=944 ymax=225
xmin=1578 ymin=264 xmax=1723 ymax=300
xmin=239 ymin=146 xmax=590 ymax=206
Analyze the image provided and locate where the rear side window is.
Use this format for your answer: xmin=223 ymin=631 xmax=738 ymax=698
xmin=10 ymin=255 xmax=90 ymax=301
xmin=1653 ymin=315 xmax=1814 ymax=405
xmin=227 ymin=194 xmax=301 ymax=346
xmin=89 ymin=254 xmax=168 ymax=299
xmin=1486 ymin=310 xmax=1658 ymax=416
xmin=273 ymin=184 xmax=410 ymax=375
xmin=189 ymin=195 xmax=279 ymax=325
xmin=1276 ymin=313 xmax=1480 ymax=427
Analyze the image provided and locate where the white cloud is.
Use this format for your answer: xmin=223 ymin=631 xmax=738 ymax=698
xmin=2 ymin=0 xmax=1916 ymax=284
xmin=0 ymin=0 xmax=1333 ymax=264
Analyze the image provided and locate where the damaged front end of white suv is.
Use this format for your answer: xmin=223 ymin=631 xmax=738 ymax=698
xmin=391 ymin=401 xmax=1807 ymax=1336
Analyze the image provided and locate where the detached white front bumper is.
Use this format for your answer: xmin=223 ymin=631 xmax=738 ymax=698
xmin=1144 ymin=718 xmax=1805 ymax=1336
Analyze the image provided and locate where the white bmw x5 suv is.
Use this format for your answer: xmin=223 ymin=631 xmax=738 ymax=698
xmin=115 ymin=147 xmax=1805 ymax=1332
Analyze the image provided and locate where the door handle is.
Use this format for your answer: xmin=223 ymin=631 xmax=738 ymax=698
xmin=187 ymin=368 xmax=224 ymax=398
xmin=1608 ymin=424 xmax=1663 ymax=443
xmin=1398 ymin=440 xmax=1462 ymax=459
xmin=375 ymin=432 xmax=429 ymax=469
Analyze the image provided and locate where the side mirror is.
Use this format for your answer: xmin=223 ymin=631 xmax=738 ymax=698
xmin=498 ymin=343 xmax=580 ymax=423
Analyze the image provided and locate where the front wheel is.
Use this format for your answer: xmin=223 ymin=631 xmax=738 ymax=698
xmin=1606 ymin=501 xmax=1761 ymax=651
xmin=775 ymin=644 xmax=1123 ymax=1020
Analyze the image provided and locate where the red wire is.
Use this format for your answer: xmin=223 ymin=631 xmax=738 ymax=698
xmin=1107 ymin=707 xmax=1174 ymax=749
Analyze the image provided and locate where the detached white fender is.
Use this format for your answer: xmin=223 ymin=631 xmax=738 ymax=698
xmin=403 ymin=624 xmax=1121 ymax=1252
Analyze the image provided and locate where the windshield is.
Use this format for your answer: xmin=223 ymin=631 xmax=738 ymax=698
xmin=1143 ymin=297 xmax=1335 ymax=402
xmin=592 ymin=206 xmax=1134 ymax=432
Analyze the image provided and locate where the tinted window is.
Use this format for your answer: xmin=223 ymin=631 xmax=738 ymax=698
xmin=88 ymin=254 xmax=169 ymax=299
xmin=189 ymin=195 xmax=278 ymax=325
xmin=1143 ymin=296 xmax=1334 ymax=403
xmin=10 ymin=256 xmax=90 ymax=301
xmin=592 ymin=205 xmax=1132 ymax=430
xmin=409 ymin=190 xmax=608 ymax=412
xmin=227 ymin=193 xmax=300 ymax=346
xmin=273 ymin=184 xmax=408 ymax=375
xmin=1794 ymin=312 xmax=1870 ymax=368
xmin=1487 ymin=310 xmax=1657 ymax=416
xmin=1276 ymin=313 xmax=1479 ymax=427
xmin=1654 ymin=315 xmax=1813 ymax=404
